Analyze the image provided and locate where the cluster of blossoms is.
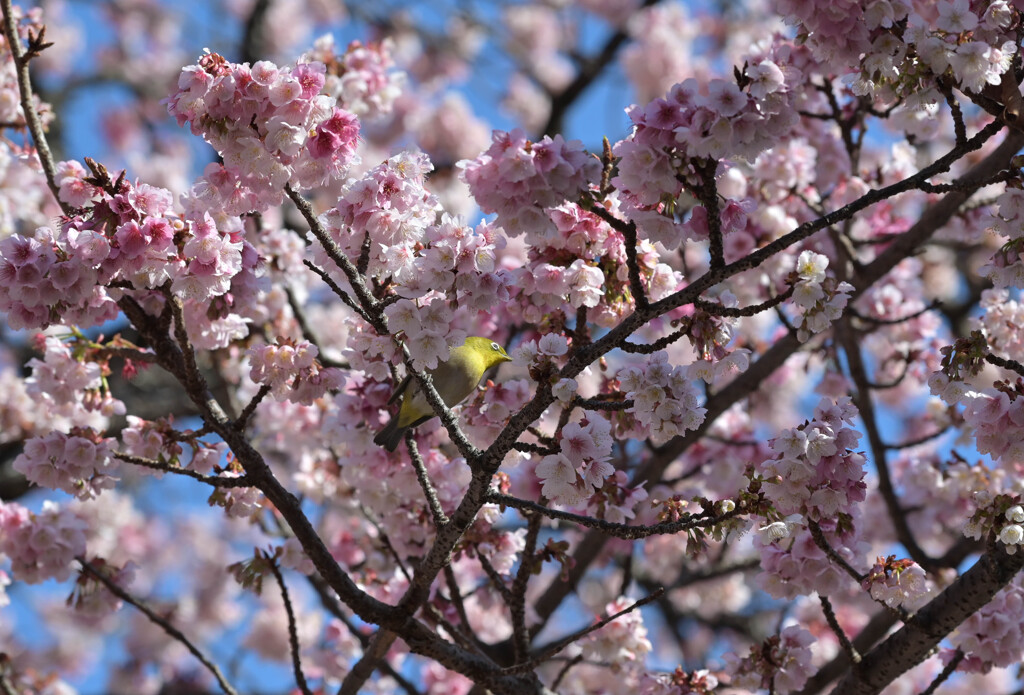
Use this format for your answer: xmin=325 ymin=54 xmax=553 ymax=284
xmin=580 ymin=597 xmax=653 ymax=670
xmin=0 ymin=140 xmax=58 ymax=238
xmin=974 ymin=288 xmax=1024 ymax=358
xmin=25 ymin=335 xmax=124 ymax=422
xmin=13 ymin=428 xmax=118 ymax=500
xmin=394 ymin=217 xmax=516 ymax=316
xmin=890 ymin=453 xmax=1006 ymax=554
xmin=777 ymin=0 xmax=1015 ymax=98
xmin=473 ymin=525 xmax=527 ymax=577
xmin=460 ymin=378 xmax=532 ymax=448
xmin=209 ymin=481 xmax=264 ymax=520
xmin=685 ymin=298 xmax=748 ymax=365
xmin=669 ymin=196 xmax=760 ymax=256
xmin=0 ymin=366 xmax=43 ymax=447
xmin=512 ymin=201 xmax=680 ymax=327
xmin=861 ymin=555 xmax=929 ymax=608
xmin=0 ymin=222 xmax=117 ymax=331
xmin=981 ymin=187 xmax=1024 ymax=288
xmin=621 ymin=2 xmax=704 ymax=102
xmin=637 ymin=668 xmax=719 ymax=695
xmin=459 ymin=128 xmax=601 ymax=238
xmin=722 ymin=625 xmax=815 ymax=695
xmin=343 ymin=324 xmax=402 ymax=384
xmin=964 ymin=494 xmax=1024 ymax=552
xmin=249 ymin=339 xmax=344 ymax=405
xmin=755 ymin=397 xmax=869 ymax=599
xmin=0 ymin=500 xmax=86 ymax=583
xmin=167 ymin=52 xmax=360 ymax=214
xmin=789 ymin=250 xmax=853 ymax=342
xmin=535 ymin=414 xmax=615 ymax=506
xmin=121 ymin=416 xmax=227 ymax=477
xmin=0 ymin=164 xmax=252 ymax=340
xmin=411 ymin=93 xmax=493 ymax=170
xmin=612 ymin=44 xmax=800 ymax=249
xmin=513 ymin=331 xmax=572 ymax=369
xmin=301 ymin=35 xmax=406 ymax=120
xmin=950 ymin=573 xmax=1024 ymax=670
xmin=616 ymin=351 xmax=707 ymax=445
xmin=11 ymin=0 xmax=1024 ymax=689
xmin=584 ymin=469 xmax=650 ymax=524
xmin=320 ymin=151 xmax=441 ymax=281
xmin=501 ymin=4 xmax=573 ymax=94
xmin=66 ymin=557 xmax=133 ymax=616
xmin=996 ymin=504 xmax=1024 ymax=552
xmin=957 ymin=380 xmax=1024 ymax=472
xmin=383 ymin=295 xmax=468 ymax=371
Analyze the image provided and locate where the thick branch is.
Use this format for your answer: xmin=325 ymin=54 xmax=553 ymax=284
xmin=530 ymin=125 xmax=1024 ymax=638
xmin=831 ymin=545 xmax=1024 ymax=695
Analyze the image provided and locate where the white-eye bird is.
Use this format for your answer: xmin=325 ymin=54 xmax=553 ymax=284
xmin=374 ymin=336 xmax=513 ymax=452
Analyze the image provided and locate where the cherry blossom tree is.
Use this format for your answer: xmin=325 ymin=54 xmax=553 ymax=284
xmin=3 ymin=1 xmax=1024 ymax=694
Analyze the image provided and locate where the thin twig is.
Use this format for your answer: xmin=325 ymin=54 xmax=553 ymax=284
xmin=489 ymin=491 xmax=738 ymax=540
xmin=337 ymin=629 xmax=398 ymax=695
xmin=807 ymin=520 xmax=866 ymax=583
xmin=284 ymin=284 xmax=348 ymax=368
xmin=114 ymin=453 xmax=253 ymax=487
xmin=0 ymin=0 xmax=65 ymax=209
xmin=885 ymin=427 xmax=950 ymax=451
xmin=920 ymin=649 xmax=964 ymax=695
xmin=986 ymin=352 xmax=1024 ymax=378
xmin=501 ymin=589 xmax=664 ymax=674
xmin=424 ymin=603 xmax=489 ymax=656
xmin=302 ymin=259 xmax=375 ymax=324
xmin=937 ymin=77 xmax=967 ymax=147
xmin=406 ymin=436 xmax=450 ymax=528
xmin=88 ymin=345 xmax=160 ymax=363
xmin=588 ymin=205 xmax=648 ymax=310
xmin=573 ymin=396 xmax=633 ymax=411
xmin=235 ymin=384 xmax=271 ymax=432
xmin=305 ymin=574 xmax=424 ymax=695
xmin=510 ymin=513 xmax=542 ymax=663
xmin=476 ymin=553 xmax=515 ymax=603
xmin=268 ymin=559 xmax=314 ymax=695
xmin=838 ymin=323 xmax=938 ymax=571
xmin=440 ymin=565 xmax=494 ymax=659
xmin=849 ymin=301 xmax=940 ymax=326
xmin=694 ymin=285 xmax=795 ymax=317
xmin=619 ymin=328 xmax=687 ymax=354
xmin=819 ymin=595 xmax=861 ymax=664
xmin=669 ymin=558 xmax=761 ymax=589
xmin=357 ymin=506 xmax=414 ymax=584
xmin=551 ymin=654 xmax=584 ymax=690
xmin=77 ymin=558 xmax=240 ymax=695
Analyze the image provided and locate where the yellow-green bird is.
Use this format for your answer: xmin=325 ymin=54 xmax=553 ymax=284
xmin=374 ymin=336 xmax=513 ymax=452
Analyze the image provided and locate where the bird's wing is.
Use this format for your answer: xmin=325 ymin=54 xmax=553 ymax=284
xmin=387 ymin=374 xmax=413 ymax=405
xmin=431 ymin=349 xmax=486 ymax=405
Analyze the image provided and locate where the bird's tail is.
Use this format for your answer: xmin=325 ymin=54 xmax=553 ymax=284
xmin=373 ymin=418 xmax=407 ymax=452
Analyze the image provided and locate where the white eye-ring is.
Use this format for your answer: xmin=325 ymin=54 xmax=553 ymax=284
xmin=491 ymin=342 xmax=500 ymax=351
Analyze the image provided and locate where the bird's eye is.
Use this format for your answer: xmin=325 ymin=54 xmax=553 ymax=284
xmin=491 ymin=342 xmax=500 ymax=351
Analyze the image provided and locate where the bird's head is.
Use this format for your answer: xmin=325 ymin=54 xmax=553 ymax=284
xmin=463 ymin=336 xmax=513 ymax=369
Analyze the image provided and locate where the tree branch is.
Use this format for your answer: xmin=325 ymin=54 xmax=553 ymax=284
xmin=77 ymin=558 xmax=240 ymax=695
xmin=831 ymin=545 xmax=1024 ymax=695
